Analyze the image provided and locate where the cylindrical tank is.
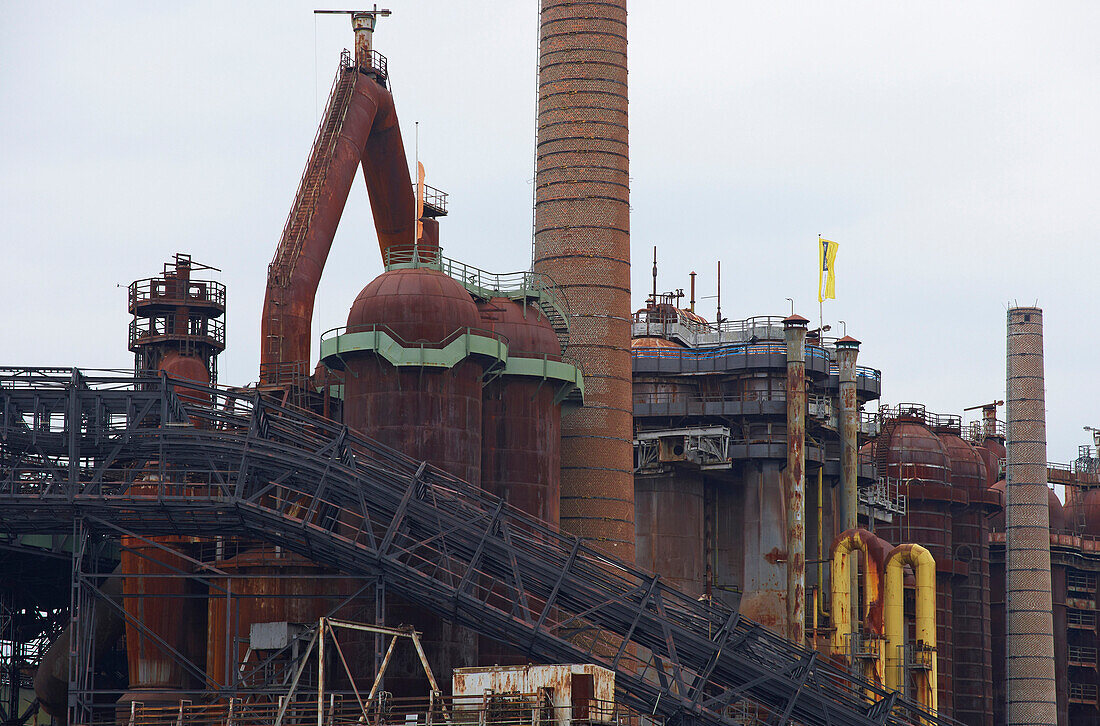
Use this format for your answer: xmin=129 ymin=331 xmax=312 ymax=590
xmin=635 ymin=469 xmax=705 ymax=597
xmin=205 ymin=547 xmax=334 ymax=689
xmin=875 ymin=414 xmax=955 ymax=717
xmin=476 ymin=297 xmax=563 ymax=665
xmin=532 ymin=0 xmax=634 ymax=562
xmin=342 ymin=267 xmax=484 ymax=483
xmin=120 ymin=353 xmax=211 ymax=706
xmin=478 ymin=298 xmax=562 ymax=523
xmin=939 ymin=430 xmax=993 ymax=726
xmin=338 ymin=265 xmax=484 ymax=693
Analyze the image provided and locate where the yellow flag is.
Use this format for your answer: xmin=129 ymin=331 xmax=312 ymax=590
xmin=415 ymin=162 xmax=426 ymax=242
xmin=818 ymin=237 xmax=838 ymax=303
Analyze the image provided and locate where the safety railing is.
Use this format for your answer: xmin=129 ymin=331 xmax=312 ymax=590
xmin=1068 ymin=571 xmax=1098 ymax=595
xmin=321 ymin=323 xmax=506 ymax=352
xmin=631 ymin=312 xmax=787 ymax=348
xmin=269 ymin=51 xmax=360 ymax=287
xmin=1070 ymin=682 xmax=1099 ymax=702
xmin=828 ymin=363 xmax=883 ymax=384
xmin=128 ymin=314 xmax=226 ymax=351
xmin=413 ymin=183 xmax=448 ymax=215
xmin=382 ymin=248 xmax=570 ymax=345
xmin=118 ymin=694 xmax=652 ymax=726
xmin=1068 ymin=645 xmax=1098 ymax=667
xmin=963 ymin=419 xmax=1006 ymax=442
xmin=631 ymin=342 xmax=830 ymax=364
xmin=0 ymin=368 xmax=958 ymax=726
xmin=1068 ymin=609 xmax=1097 ymax=629
xmin=129 ymin=276 xmax=226 ymax=313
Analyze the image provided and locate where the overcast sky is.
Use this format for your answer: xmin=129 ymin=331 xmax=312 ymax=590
xmin=2 ymin=2 xmax=1098 ymax=467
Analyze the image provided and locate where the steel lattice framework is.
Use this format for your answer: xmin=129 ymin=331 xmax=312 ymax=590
xmin=0 ymin=369 xmax=958 ymax=726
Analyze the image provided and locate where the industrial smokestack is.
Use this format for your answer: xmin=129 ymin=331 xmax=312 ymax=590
xmin=1004 ymin=306 xmax=1058 ymax=726
xmin=532 ymin=0 xmax=633 ymax=560
xmin=784 ymin=315 xmax=808 ymax=645
xmin=836 ymin=336 xmax=861 ymax=639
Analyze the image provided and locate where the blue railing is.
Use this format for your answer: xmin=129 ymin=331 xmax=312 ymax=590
xmin=631 ymin=342 xmax=830 ymax=364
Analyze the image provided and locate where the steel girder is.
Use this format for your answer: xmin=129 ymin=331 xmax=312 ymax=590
xmin=0 ymin=369 xmax=958 ymax=726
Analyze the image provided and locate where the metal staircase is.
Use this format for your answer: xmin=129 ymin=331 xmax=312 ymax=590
xmin=0 ymin=369 xmax=957 ymax=726
xmin=264 ymin=51 xmax=359 ymax=365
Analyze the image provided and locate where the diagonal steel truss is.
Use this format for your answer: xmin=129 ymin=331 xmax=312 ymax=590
xmin=0 ymin=368 xmax=959 ymax=726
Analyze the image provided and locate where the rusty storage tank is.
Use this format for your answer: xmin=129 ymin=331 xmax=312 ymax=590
xmin=874 ymin=408 xmax=956 ymax=717
xmin=205 ymin=547 xmax=334 ymax=689
xmin=120 ymin=255 xmax=225 ymax=708
xmin=938 ymin=428 xmax=994 ymax=726
xmin=475 ymin=297 xmax=571 ymax=665
xmin=989 ymin=480 xmax=1007 ymax=726
xmin=321 ymin=261 xmax=493 ymax=694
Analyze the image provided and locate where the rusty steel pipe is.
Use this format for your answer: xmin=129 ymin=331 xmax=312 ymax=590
xmin=260 ymin=57 xmax=415 ymax=383
xmin=885 ymin=544 xmax=938 ymax=712
xmin=532 ymin=0 xmax=634 ymax=561
xmin=836 ymin=336 xmax=861 ymax=645
xmin=1005 ymin=307 xmax=1058 ymax=726
xmin=784 ymin=315 xmax=808 ymax=645
xmin=830 ymin=528 xmax=891 ymax=687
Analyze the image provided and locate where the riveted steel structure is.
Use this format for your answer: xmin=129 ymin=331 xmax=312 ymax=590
xmin=1004 ymin=307 xmax=1058 ymax=726
xmin=873 ymin=407 xmax=957 ymax=716
xmin=533 ymin=0 xmax=634 ymax=561
xmin=937 ymin=425 xmax=995 ymax=726
xmin=476 ymin=297 xmax=565 ymax=665
xmin=0 ymin=369 xmax=959 ymax=726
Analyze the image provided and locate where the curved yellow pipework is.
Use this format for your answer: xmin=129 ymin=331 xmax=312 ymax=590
xmin=830 ymin=529 xmax=886 ymax=688
xmin=884 ymin=544 xmax=937 ymax=714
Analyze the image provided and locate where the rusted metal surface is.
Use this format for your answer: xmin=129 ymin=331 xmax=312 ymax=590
xmin=634 ymin=471 xmax=704 ymax=598
xmin=340 ymin=265 xmax=482 ymax=692
xmin=873 ymin=412 xmax=955 ymax=717
xmin=205 ymin=547 xmax=333 ymax=689
xmin=738 ymin=461 xmax=787 ymax=634
xmin=939 ymin=430 xmax=994 ymax=726
xmin=836 ymin=336 xmax=861 ymax=650
xmin=835 ymin=338 xmax=860 ymax=532
xmin=532 ymin=0 xmax=634 ymax=562
xmin=477 ymin=298 xmax=562 ymax=665
xmin=261 ymin=53 xmax=416 ymax=385
xmin=120 ymin=530 xmax=203 ymax=694
xmin=829 ymin=528 xmax=892 ymax=685
xmin=1004 ymin=307 xmax=1058 ymax=726
xmin=784 ymin=316 xmax=807 ymax=645
xmin=453 ymin=664 xmax=616 ymax=723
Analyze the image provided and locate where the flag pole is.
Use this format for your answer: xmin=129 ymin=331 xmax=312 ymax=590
xmin=818 ymin=234 xmax=824 ymax=339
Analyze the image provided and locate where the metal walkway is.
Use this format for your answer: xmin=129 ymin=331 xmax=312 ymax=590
xmin=0 ymin=369 xmax=956 ymax=726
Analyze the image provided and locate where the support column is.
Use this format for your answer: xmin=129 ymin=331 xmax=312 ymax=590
xmin=836 ymin=336 xmax=861 ymax=640
xmin=1005 ymin=307 xmax=1058 ymax=726
xmin=784 ymin=315 xmax=808 ymax=645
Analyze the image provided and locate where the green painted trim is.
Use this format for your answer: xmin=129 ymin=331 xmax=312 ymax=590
xmin=319 ymin=331 xmax=584 ymax=405
xmin=503 ymin=356 xmax=584 ymax=404
xmin=321 ymin=330 xmax=508 ymax=370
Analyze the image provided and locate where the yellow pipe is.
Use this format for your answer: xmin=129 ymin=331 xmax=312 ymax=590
xmin=817 ymin=468 xmax=826 ymax=621
xmin=830 ymin=535 xmax=854 ymax=657
xmin=830 ymin=529 xmax=886 ymax=687
xmin=884 ymin=544 xmax=937 ymax=714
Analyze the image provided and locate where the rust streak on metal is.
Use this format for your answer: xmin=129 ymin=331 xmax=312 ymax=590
xmin=784 ymin=315 xmax=808 ymax=646
xmin=260 ymin=45 xmax=415 ymax=386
